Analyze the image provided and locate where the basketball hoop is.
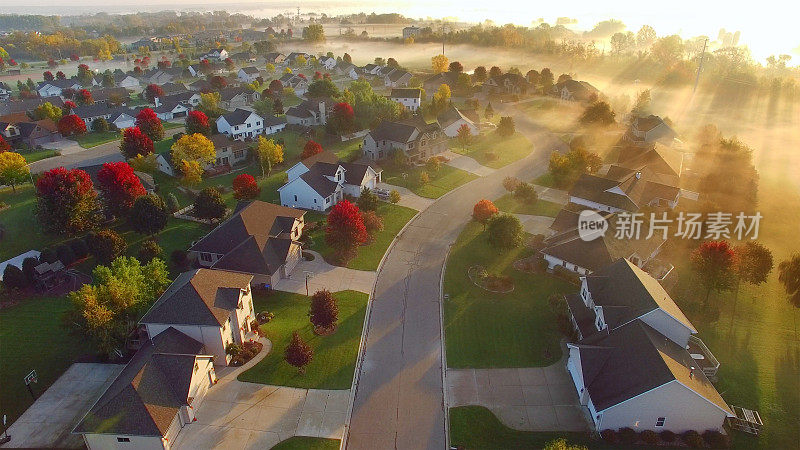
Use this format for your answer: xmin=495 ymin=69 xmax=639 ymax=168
xmin=24 ymin=370 xmax=37 ymax=386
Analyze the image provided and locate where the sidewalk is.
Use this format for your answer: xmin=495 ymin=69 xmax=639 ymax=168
xmin=376 ymin=182 xmax=434 ymax=210
xmin=273 ymin=250 xmax=376 ymax=295
xmin=441 ymin=150 xmax=495 ymax=177
xmin=534 ymin=185 xmax=569 ymax=205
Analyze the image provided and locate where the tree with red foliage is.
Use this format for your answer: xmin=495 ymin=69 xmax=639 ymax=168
xmin=309 ymin=289 xmax=339 ymax=331
xmin=269 ymin=79 xmax=283 ymax=93
xmin=144 ymin=84 xmax=164 ymax=103
xmin=328 ymin=102 xmax=355 ymax=134
xmin=69 ymin=54 xmax=79 ymax=61
xmin=199 ymin=59 xmax=212 ymax=74
xmin=325 ymin=200 xmax=368 ymax=264
xmin=0 ymin=135 xmax=10 ymax=153
xmin=58 ymin=115 xmax=87 ymax=136
xmin=210 ymin=75 xmax=227 ymax=90
xmin=157 ymin=60 xmax=171 ymax=69
xmin=43 ymin=71 xmax=54 ymax=81
xmin=76 ymin=89 xmax=93 ymax=106
xmin=62 ymin=100 xmax=77 ymax=115
xmin=691 ymin=240 xmax=737 ymax=307
xmin=135 ymin=108 xmax=164 ymax=141
xmin=472 ymin=199 xmax=499 ymax=229
xmin=301 ymin=140 xmax=323 ymax=159
xmin=56 ymin=71 xmax=66 ymax=80
xmin=297 ymin=73 xmax=307 ymax=80
xmin=313 ymin=71 xmax=322 ymax=80
xmin=232 ymin=174 xmax=261 ymax=200
xmin=119 ymin=127 xmax=154 ymax=159
xmin=284 ymin=331 xmax=313 ymax=374
xmin=361 ymin=210 xmax=384 ymax=240
xmin=36 ymin=167 xmax=100 ymax=235
xmin=133 ymin=66 xmax=143 ymax=76
xmin=96 ymin=161 xmax=147 ymax=216
xmin=185 ymin=110 xmax=211 ymax=136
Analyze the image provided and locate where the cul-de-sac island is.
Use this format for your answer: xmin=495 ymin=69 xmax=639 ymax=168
xmin=0 ymin=4 xmax=797 ymax=450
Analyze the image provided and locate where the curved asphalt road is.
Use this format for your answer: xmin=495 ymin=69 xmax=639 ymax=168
xmin=346 ymin=104 xmax=569 ymax=449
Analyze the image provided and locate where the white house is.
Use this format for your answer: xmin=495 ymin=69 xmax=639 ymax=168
xmin=0 ymin=82 xmax=12 ymax=101
xmin=564 ymin=259 xmax=730 ymax=433
xmin=108 ymin=108 xmax=137 ymax=130
xmin=437 ymin=105 xmax=479 ymax=137
xmin=188 ymin=201 xmax=306 ymax=288
xmin=37 ymin=79 xmax=81 ymax=98
xmin=390 ymin=88 xmax=422 ymax=112
xmin=216 ymin=109 xmax=264 ymax=141
xmin=278 ymin=151 xmax=382 ymax=211
xmin=279 ymin=73 xmax=309 ymax=95
xmin=153 ymin=101 xmax=189 ymax=121
xmin=72 ymin=327 xmax=217 ymax=450
xmin=139 ymin=269 xmax=256 ymax=365
xmin=237 ymin=66 xmax=261 ymax=83
xmin=201 ymin=48 xmax=229 ymax=61
xmin=319 ymin=56 xmax=337 ymax=70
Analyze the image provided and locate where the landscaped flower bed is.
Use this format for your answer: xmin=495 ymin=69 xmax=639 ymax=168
xmin=467 ymin=265 xmax=514 ymax=293
xmin=226 ymin=340 xmax=264 ymax=367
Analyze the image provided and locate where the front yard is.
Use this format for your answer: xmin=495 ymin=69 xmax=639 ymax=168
xmin=73 ymin=130 xmax=120 ymax=148
xmin=307 ymin=202 xmax=417 ymax=271
xmin=382 ymin=163 xmax=478 ymax=199
xmin=237 ymin=289 xmax=368 ymax=389
xmin=450 ymin=132 xmax=533 ymax=169
xmin=21 ymin=149 xmax=57 ymax=163
xmin=443 ymin=221 xmax=574 ymax=368
xmin=272 ymin=437 xmax=340 ymax=450
xmin=493 ymin=193 xmax=562 ymax=217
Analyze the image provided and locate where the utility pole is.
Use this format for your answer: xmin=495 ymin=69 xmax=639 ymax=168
xmin=441 ymin=22 xmax=445 ymax=55
xmin=693 ymin=38 xmax=708 ymax=94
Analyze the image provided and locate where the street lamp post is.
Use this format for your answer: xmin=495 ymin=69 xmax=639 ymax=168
xmin=1 ymin=414 xmax=11 ymax=444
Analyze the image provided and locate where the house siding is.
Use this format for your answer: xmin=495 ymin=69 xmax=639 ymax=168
xmin=83 ymin=433 xmax=165 ymax=450
xmin=279 ymin=177 xmax=329 ymax=211
xmin=144 ymin=323 xmax=228 ymax=365
xmin=638 ymin=309 xmax=693 ymax=348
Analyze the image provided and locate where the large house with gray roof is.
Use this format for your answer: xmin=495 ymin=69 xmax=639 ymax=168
xmin=362 ymin=119 xmax=448 ymax=162
xmin=285 ymin=97 xmax=334 ymax=126
xmin=278 ymin=151 xmax=382 ymax=211
xmin=566 ymin=259 xmax=730 ymax=433
xmin=73 ymin=327 xmax=216 ymax=449
xmin=625 ymin=114 xmax=679 ymax=147
xmin=188 ymin=201 xmax=305 ymax=288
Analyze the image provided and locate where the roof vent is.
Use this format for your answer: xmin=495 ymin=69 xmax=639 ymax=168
xmin=635 ymin=171 xmax=642 ymax=179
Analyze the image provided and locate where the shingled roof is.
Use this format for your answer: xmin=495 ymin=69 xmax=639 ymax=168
xmin=369 ymin=120 xmax=419 ymax=143
xmin=73 ymin=327 xmax=207 ymax=436
xmin=573 ymin=320 xmax=730 ymax=414
xmin=437 ymin=105 xmax=475 ymax=129
xmin=140 ymin=269 xmax=252 ymax=326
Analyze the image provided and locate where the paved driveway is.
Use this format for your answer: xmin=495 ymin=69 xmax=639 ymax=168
xmin=274 ymin=251 xmax=376 ymax=295
xmin=376 ymin=183 xmax=433 ymax=211
xmin=514 ymin=213 xmax=556 ymax=236
xmin=441 ymin=150 xmax=495 ymax=177
xmin=446 ymin=362 xmax=589 ymax=432
xmin=346 ymin=103 xmax=568 ymax=449
xmin=1 ymin=363 xmax=124 ymax=449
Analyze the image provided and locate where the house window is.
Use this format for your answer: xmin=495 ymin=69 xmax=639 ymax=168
xmin=247 ymin=123 xmax=251 ymax=128
xmin=117 ymin=437 xmax=131 ymax=443
xmin=200 ymin=253 xmax=212 ymax=262
xmin=294 ymin=195 xmax=298 ymax=201
xmin=655 ymin=417 xmax=666 ymax=427
xmin=234 ymin=150 xmax=244 ymax=158
xmin=194 ymin=362 xmax=199 ymax=373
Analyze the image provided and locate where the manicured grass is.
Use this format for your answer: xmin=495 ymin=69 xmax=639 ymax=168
xmin=0 ymin=296 xmax=96 ymax=424
xmin=443 ymin=221 xmax=574 ymax=368
xmin=493 ymin=193 xmax=562 ymax=217
xmin=308 ymin=202 xmax=417 ymax=271
xmin=237 ymin=290 xmax=368 ymax=389
xmin=533 ymin=172 xmax=560 ymax=188
xmin=154 ymin=136 xmax=176 ymax=155
xmin=162 ymin=121 xmax=184 ymax=130
xmin=329 ymin=137 xmax=364 ymax=162
xmin=271 ymin=436 xmax=340 ymax=450
xmin=0 ymin=185 xmax=71 ymax=261
xmin=383 ymin=163 xmax=478 ymax=199
xmin=450 ymin=406 xmax=612 ymax=450
xmin=73 ymin=130 xmax=120 ymax=148
xmin=450 ymin=132 xmax=533 ymax=169
xmin=21 ymin=149 xmax=57 ymax=163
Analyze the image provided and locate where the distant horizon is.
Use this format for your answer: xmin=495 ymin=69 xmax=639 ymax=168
xmin=1 ymin=0 xmax=799 ymax=64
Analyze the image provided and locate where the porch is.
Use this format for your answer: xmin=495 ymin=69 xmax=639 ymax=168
xmin=686 ymin=335 xmax=721 ymax=380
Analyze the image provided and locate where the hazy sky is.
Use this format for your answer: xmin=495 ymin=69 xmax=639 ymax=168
xmin=3 ymin=0 xmax=798 ymax=63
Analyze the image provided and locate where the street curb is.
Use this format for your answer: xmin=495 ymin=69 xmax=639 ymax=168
xmin=440 ymin=244 xmax=453 ymax=450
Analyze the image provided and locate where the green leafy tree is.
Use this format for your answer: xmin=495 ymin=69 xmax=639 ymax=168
xmin=497 ymin=116 xmax=515 ymax=137
xmin=389 ymin=190 xmax=400 ymax=204
xmin=357 ymin=187 xmax=380 ymax=211
xmin=0 ymin=152 xmax=30 ymax=193
xmin=193 ymin=187 xmax=226 ymax=222
xmin=487 ymin=213 xmax=523 ymax=249
xmin=130 ymin=194 xmax=169 ymax=235
xmin=88 ymin=229 xmax=127 ymax=265
xmin=691 ymin=241 xmax=737 ymax=307
xmin=514 ymin=182 xmax=538 ymax=204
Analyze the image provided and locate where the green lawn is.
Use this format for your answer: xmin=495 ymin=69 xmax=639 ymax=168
xmin=383 ymin=163 xmax=478 ymax=199
xmin=271 ymin=436 xmax=340 ymax=450
xmin=493 ymin=193 xmax=562 ymax=217
xmin=0 ymin=296 xmax=96 ymax=424
xmin=162 ymin=121 xmax=184 ymax=130
xmin=329 ymin=137 xmax=363 ymax=162
xmin=443 ymin=221 xmax=574 ymax=368
xmin=533 ymin=172 xmax=560 ymax=189
xmin=308 ymin=202 xmax=417 ymax=271
xmin=450 ymin=406 xmax=614 ymax=450
xmin=238 ymin=290 xmax=368 ymax=389
xmin=0 ymin=185 xmax=71 ymax=261
xmin=21 ymin=149 xmax=57 ymax=163
xmin=73 ymin=130 xmax=120 ymax=148
xmin=450 ymin=132 xmax=533 ymax=169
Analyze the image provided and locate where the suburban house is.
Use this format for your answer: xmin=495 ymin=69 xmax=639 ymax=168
xmin=139 ymin=269 xmax=256 ymax=365
xmin=72 ymin=327 xmax=217 ymax=449
xmin=278 ymin=151 xmax=383 ymax=211
xmin=187 ymin=79 xmax=212 ymax=91
xmin=362 ymin=64 xmax=382 ymax=76
xmin=161 ymin=91 xmax=202 ymax=108
xmin=554 ymin=78 xmax=600 ymax=102
xmin=484 ymin=73 xmax=530 ymax=95
xmin=90 ymin=87 xmax=130 ymax=105
xmin=423 ymin=72 xmax=460 ymax=96
xmin=286 ymin=52 xmax=311 ymax=65
xmin=0 ymin=82 xmax=12 ymax=101
xmin=279 ymin=73 xmax=309 ymax=95
xmin=264 ymin=52 xmax=286 ymax=65
xmin=201 ymin=48 xmax=229 ymax=61
xmin=402 ymin=26 xmax=421 ymax=39
xmin=218 ymin=87 xmax=258 ymax=110
xmin=237 ymin=66 xmax=261 ymax=83
xmin=437 ymin=105 xmax=479 ymax=137
xmin=362 ymin=119 xmax=448 ymax=162
xmin=232 ymin=51 xmax=257 ymax=63
xmin=36 ymin=79 xmax=81 ymax=98
xmin=160 ymin=82 xmax=188 ymax=96
xmin=216 ymin=109 xmax=264 ymax=140
xmin=335 ymin=62 xmax=359 ymax=80
xmin=142 ymin=68 xmax=184 ymax=85
xmin=319 ymin=56 xmax=337 ymax=70
xmin=390 ymin=88 xmax=422 ymax=112
xmin=72 ymin=104 xmax=116 ymax=128
xmin=385 ymin=69 xmax=413 ymax=88
xmin=108 ymin=108 xmax=138 ymax=130
xmin=626 ymin=115 xmax=679 ymax=147
xmin=187 ymin=201 xmax=306 ymax=288
xmin=285 ymin=98 xmax=333 ymax=126
xmin=540 ymin=210 xmax=667 ymax=275
xmin=152 ymin=101 xmax=189 ymax=121
xmin=0 ymin=97 xmax=65 ymax=116
xmin=209 ymin=133 xmax=250 ymax=169
xmin=569 ymin=145 xmax=683 ymax=213
xmin=565 ymin=259 xmax=730 ymax=433
xmin=0 ymin=113 xmax=61 ymax=148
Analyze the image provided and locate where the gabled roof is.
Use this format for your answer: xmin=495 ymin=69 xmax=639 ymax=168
xmin=219 ymin=108 xmax=258 ymax=126
xmin=437 ymin=105 xmax=475 ymax=129
xmin=616 ymin=144 xmax=683 ymax=178
xmin=213 ymin=235 xmax=295 ymax=276
xmin=387 ymin=70 xmax=411 ymax=82
xmin=0 ymin=97 xmax=64 ymax=116
xmin=391 ymin=88 xmax=422 ymax=99
xmin=140 ymin=269 xmax=252 ymax=326
xmin=160 ymin=82 xmax=188 ymax=95
xmin=569 ymin=164 xmax=680 ymax=212
xmin=369 ymin=120 xmax=419 ymax=143
xmin=240 ymin=66 xmax=260 ymax=74
xmin=73 ymin=327 xmax=207 ymax=437
xmin=218 ymin=87 xmax=251 ymax=101
xmin=573 ymin=320 xmax=731 ymax=415
xmin=72 ymin=104 xmax=113 ymax=119
xmin=189 ymin=200 xmax=304 ymax=256
xmin=38 ymin=79 xmax=81 ymax=90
